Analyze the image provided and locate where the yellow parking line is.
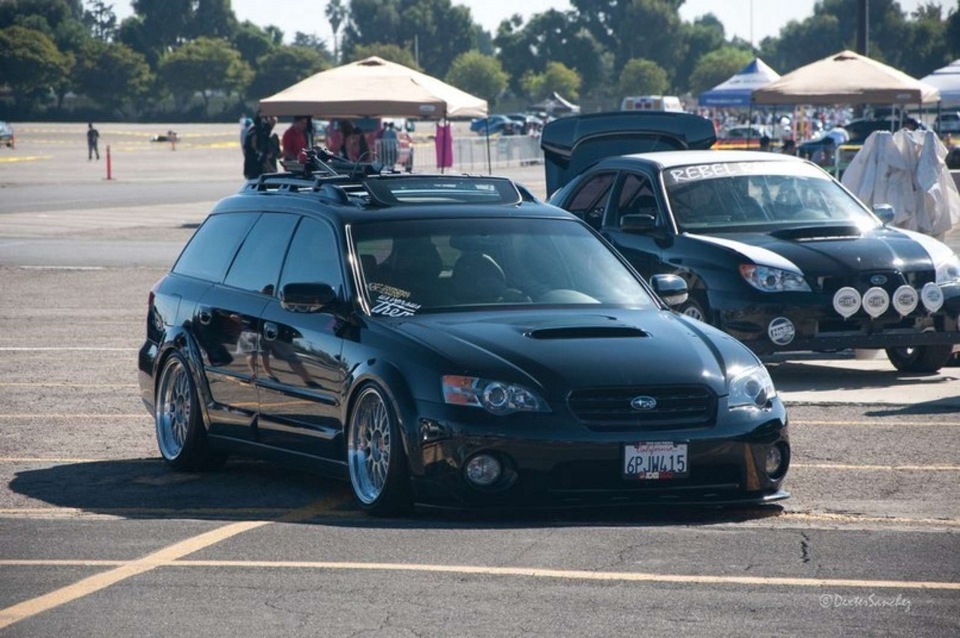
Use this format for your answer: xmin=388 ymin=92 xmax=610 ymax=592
xmin=0 ymin=383 xmax=138 ymax=388
xmin=0 ymin=156 xmax=51 ymax=163
xmin=0 ymin=498 xmax=330 ymax=630
xmin=793 ymin=462 xmax=960 ymax=471
xmin=779 ymin=512 xmax=960 ymax=527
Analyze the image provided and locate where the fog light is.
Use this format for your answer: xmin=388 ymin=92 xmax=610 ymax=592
xmin=765 ymin=443 xmax=788 ymax=480
xmin=465 ymin=454 xmax=502 ymax=487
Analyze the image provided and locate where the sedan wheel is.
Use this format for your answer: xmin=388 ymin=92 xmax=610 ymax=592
xmin=155 ymin=352 xmax=222 ymax=470
xmin=885 ymin=344 xmax=955 ymax=373
xmin=347 ymin=385 xmax=412 ymax=516
xmin=679 ymin=298 xmax=707 ymax=323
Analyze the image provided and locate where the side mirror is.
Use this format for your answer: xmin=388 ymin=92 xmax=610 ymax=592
xmin=649 ymin=274 xmax=688 ymax=307
xmin=620 ymin=213 xmax=657 ymax=233
xmin=873 ymin=204 xmax=895 ymax=225
xmin=280 ymin=282 xmax=338 ymax=313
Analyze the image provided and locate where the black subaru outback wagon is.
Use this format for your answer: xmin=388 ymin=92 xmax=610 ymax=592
xmin=138 ymin=153 xmax=789 ymax=515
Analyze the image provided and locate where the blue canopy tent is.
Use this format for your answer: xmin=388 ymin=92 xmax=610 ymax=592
xmin=699 ymin=58 xmax=781 ymax=107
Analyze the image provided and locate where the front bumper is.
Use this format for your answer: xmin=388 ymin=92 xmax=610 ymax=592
xmin=710 ymin=287 xmax=960 ymax=354
xmin=404 ymin=401 xmax=789 ymax=509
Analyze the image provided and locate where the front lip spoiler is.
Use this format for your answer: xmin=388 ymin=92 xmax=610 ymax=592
xmin=746 ymin=331 xmax=960 ymax=354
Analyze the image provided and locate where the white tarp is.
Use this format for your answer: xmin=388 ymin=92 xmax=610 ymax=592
xmin=920 ymin=59 xmax=960 ymax=107
xmin=842 ymin=129 xmax=960 ymax=238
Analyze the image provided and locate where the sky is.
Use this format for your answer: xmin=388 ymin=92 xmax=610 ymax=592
xmin=111 ymin=0 xmax=951 ymax=49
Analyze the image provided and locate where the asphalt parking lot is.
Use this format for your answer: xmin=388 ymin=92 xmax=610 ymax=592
xmin=0 ymin=123 xmax=958 ymax=636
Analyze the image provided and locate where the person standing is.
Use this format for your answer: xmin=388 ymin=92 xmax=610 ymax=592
xmin=281 ymin=115 xmax=311 ymax=162
xmin=378 ymin=121 xmax=398 ymax=166
xmin=87 ymin=122 xmax=100 ymax=160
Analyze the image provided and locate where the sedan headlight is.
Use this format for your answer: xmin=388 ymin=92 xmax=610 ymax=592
xmin=935 ymin=253 xmax=960 ymax=284
xmin=442 ymin=375 xmax=549 ymax=415
xmin=728 ymin=365 xmax=777 ymax=409
xmin=740 ymin=264 xmax=811 ymax=292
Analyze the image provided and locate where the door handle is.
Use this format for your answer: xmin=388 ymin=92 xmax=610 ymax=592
xmin=263 ymin=322 xmax=279 ymax=341
xmin=197 ymin=306 xmax=212 ymax=325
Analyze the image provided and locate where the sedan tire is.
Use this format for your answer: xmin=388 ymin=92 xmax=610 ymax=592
xmin=155 ymin=351 xmax=224 ymax=471
xmin=347 ymin=384 xmax=413 ymax=516
xmin=885 ymin=344 xmax=955 ymax=373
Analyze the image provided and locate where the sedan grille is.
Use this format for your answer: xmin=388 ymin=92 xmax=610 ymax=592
xmin=568 ymin=385 xmax=716 ymax=431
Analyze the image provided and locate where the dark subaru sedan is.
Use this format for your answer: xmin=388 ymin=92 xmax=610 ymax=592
xmin=138 ymin=167 xmax=788 ymax=515
xmin=543 ymin=112 xmax=960 ymax=372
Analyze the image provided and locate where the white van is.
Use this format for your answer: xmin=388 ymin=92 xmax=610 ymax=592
xmin=620 ymin=95 xmax=684 ymax=113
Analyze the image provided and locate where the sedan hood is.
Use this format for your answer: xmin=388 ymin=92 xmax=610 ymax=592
xmin=697 ymin=226 xmax=936 ymax=276
xmin=385 ymin=309 xmax=749 ymax=399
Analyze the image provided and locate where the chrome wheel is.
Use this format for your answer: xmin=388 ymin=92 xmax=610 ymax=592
xmin=348 ymin=387 xmax=393 ymax=504
xmin=156 ymin=356 xmax=193 ymax=461
xmin=680 ymin=299 xmax=706 ymax=322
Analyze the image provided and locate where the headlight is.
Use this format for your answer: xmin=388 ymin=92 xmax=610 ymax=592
xmin=728 ymin=365 xmax=777 ymax=409
xmin=740 ymin=264 xmax=811 ymax=292
xmin=442 ymin=375 xmax=549 ymax=416
xmin=935 ymin=254 xmax=960 ymax=284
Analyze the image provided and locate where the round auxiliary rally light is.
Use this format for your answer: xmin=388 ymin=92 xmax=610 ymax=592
xmin=862 ymin=286 xmax=890 ymax=319
xmin=892 ymin=285 xmax=919 ymax=317
xmin=833 ymin=287 xmax=861 ymax=319
xmin=921 ymin=282 xmax=944 ymax=313
xmin=765 ymin=444 xmax=788 ymax=480
xmin=465 ymin=454 xmax=502 ymax=487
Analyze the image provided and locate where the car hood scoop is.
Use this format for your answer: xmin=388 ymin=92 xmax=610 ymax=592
xmin=525 ymin=326 xmax=649 ymax=339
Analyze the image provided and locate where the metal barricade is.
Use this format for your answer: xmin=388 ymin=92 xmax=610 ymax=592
xmin=407 ymin=135 xmax=545 ymax=173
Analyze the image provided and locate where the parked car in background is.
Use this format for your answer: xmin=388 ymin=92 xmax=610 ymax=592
xmin=0 ymin=121 xmax=14 ymax=148
xmin=720 ymin=125 xmax=770 ymax=140
xmin=934 ymin=111 xmax=960 ymax=135
xmin=544 ymin=111 xmax=960 ymax=373
xmin=470 ymin=114 xmax=512 ymax=135
xmin=138 ymin=157 xmax=789 ymax=515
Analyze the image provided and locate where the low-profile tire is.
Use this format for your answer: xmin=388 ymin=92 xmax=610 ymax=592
xmin=155 ymin=351 xmax=224 ymax=471
xmin=347 ymin=384 xmax=413 ymax=517
xmin=885 ymin=344 xmax=955 ymax=373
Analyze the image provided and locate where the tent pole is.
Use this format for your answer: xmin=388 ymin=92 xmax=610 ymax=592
xmin=485 ymin=118 xmax=492 ymax=175
xmin=441 ymin=115 xmax=447 ymax=174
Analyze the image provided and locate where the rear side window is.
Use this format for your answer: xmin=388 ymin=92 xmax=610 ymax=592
xmin=173 ymin=213 xmax=258 ymax=282
xmin=566 ymin=172 xmax=616 ymax=229
xmin=224 ymin=213 xmax=298 ymax=295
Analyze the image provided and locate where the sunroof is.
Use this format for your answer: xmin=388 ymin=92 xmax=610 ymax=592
xmin=364 ymin=176 xmax=522 ymax=206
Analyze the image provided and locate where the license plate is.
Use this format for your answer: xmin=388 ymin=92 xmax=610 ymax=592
xmin=623 ymin=442 xmax=689 ymax=479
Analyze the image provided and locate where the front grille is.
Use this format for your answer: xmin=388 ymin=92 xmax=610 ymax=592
xmin=568 ymin=385 xmax=716 ymax=431
xmin=816 ymin=270 xmax=933 ymax=295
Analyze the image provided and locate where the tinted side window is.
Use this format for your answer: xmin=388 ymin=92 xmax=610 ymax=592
xmin=223 ymin=213 xmax=298 ymax=294
xmin=279 ymin=218 xmax=344 ymax=294
xmin=566 ymin=172 xmax=616 ymax=229
xmin=614 ymin=173 xmax=658 ymax=226
xmin=173 ymin=213 xmax=258 ymax=282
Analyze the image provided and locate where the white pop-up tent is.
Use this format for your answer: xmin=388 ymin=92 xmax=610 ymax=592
xmin=920 ymin=59 xmax=960 ymax=107
xmin=258 ymin=56 xmax=488 ymax=119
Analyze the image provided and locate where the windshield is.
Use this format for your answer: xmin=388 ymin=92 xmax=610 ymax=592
xmin=663 ymin=161 xmax=878 ymax=233
xmin=351 ymin=217 xmax=658 ymax=316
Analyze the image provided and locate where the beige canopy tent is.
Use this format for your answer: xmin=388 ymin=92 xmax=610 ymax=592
xmin=752 ymin=50 xmax=941 ymax=105
xmin=258 ymin=56 xmax=488 ymax=119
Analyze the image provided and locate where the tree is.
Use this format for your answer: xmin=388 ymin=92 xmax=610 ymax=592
xmin=674 ymin=14 xmax=726 ymax=94
xmin=521 ymin=60 xmax=581 ymax=101
xmin=617 ymin=58 xmax=669 ymax=97
xmin=158 ymin=37 xmax=253 ymax=112
xmin=570 ymin=0 xmax=685 ymax=78
xmin=444 ymin=50 xmax=508 ymax=103
xmin=349 ymin=42 xmax=419 ymax=70
xmin=292 ymin=32 xmax=332 ymax=60
xmin=688 ymin=47 xmax=754 ymax=96
xmin=231 ymin=20 xmax=277 ymax=67
xmin=493 ymin=10 xmax=605 ymax=96
xmin=0 ymin=0 xmax=75 ymax=31
xmin=192 ymin=0 xmax=237 ymax=40
xmin=0 ymin=26 xmax=70 ymax=110
xmin=249 ymin=46 xmax=328 ymax=100
xmin=129 ymin=0 xmax=193 ymax=57
xmin=82 ymin=0 xmax=117 ymax=41
xmin=73 ymin=39 xmax=153 ymax=115
xmin=343 ymin=0 xmax=480 ymax=78
xmin=325 ymin=0 xmax=347 ymax=63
